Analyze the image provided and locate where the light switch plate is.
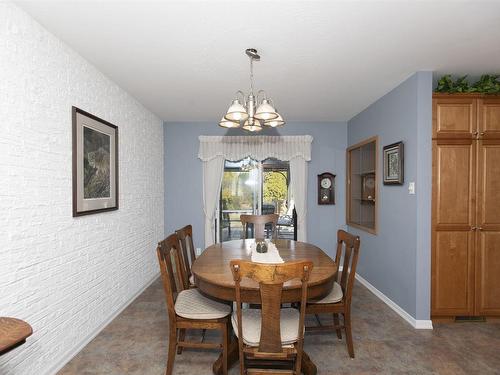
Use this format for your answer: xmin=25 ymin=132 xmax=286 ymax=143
xmin=408 ymin=182 xmax=416 ymax=195
xmin=196 ymin=247 xmax=202 ymax=256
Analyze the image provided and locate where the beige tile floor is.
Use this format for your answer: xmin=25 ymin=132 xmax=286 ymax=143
xmin=59 ymin=278 xmax=500 ymax=375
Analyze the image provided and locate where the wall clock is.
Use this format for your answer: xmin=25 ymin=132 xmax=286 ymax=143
xmin=362 ymin=174 xmax=376 ymax=201
xmin=318 ymin=172 xmax=335 ymax=205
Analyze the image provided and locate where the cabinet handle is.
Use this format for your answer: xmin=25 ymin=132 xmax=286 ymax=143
xmin=471 ymin=227 xmax=477 ymax=231
xmin=480 ymin=132 xmax=485 ymax=137
xmin=478 ymin=227 xmax=483 ymax=231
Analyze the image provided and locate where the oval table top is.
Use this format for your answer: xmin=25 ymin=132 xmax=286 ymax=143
xmin=0 ymin=317 xmax=33 ymax=355
xmin=192 ymin=239 xmax=337 ymax=304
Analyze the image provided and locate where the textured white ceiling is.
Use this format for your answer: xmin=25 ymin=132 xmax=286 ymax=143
xmin=15 ymin=1 xmax=500 ymax=122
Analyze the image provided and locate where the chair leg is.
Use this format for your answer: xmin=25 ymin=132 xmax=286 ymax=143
xmin=222 ymin=323 xmax=229 ymax=375
xmin=177 ymin=328 xmax=186 ymax=354
xmin=238 ymin=337 xmax=245 ymax=375
xmin=294 ymin=340 xmax=303 ymax=375
xmin=166 ymin=327 xmax=177 ymax=375
xmin=344 ymin=312 xmax=355 ymax=358
xmin=333 ymin=313 xmax=342 ymax=340
xmin=201 ymin=329 xmax=206 ymax=342
xmin=314 ymin=314 xmax=322 ymax=326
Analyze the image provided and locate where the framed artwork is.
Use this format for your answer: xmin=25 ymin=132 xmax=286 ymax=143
xmin=72 ymin=107 xmax=118 ymax=216
xmin=383 ymin=141 xmax=404 ymax=185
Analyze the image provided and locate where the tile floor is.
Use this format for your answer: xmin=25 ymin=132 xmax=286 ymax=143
xmin=59 ymin=278 xmax=500 ymax=375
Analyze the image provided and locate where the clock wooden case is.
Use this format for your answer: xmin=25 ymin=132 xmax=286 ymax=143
xmin=317 ymin=172 xmax=335 ymax=205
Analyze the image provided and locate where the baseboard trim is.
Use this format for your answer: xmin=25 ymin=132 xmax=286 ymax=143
xmin=355 ymin=273 xmax=433 ymax=330
xmin=44 ymin=272 xmax=160 ymax=375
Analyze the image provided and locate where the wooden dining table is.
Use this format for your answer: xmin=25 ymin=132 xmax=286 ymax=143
xmin=192 ymin=239 xmax=337 ymax=375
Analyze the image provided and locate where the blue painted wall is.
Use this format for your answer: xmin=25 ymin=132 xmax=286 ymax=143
xmin=415 ymin=73 xmax=433 ymax=320
xmin=347 ymin=72 xmax=432 ymax=320
xmin=164 ymin=122 xmax=348 ymax=258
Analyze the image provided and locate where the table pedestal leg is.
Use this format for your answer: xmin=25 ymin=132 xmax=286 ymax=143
xmin=212 ymin=344 xmax=317 ymax=375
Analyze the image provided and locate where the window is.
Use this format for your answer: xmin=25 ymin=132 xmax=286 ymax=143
xmin=217 ymin=157 xmax=296 ymax=242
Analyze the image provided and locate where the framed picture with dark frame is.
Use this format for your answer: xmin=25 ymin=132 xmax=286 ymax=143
xmin=72 ymin=107 xmax=118 ymax=216
xmin=383 ymin=141 xmax=404 ymax=185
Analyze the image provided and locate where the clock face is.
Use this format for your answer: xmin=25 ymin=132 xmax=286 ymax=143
xmin=321 ymin=178 xmax=332 ymax=189
xmin=365 ymin=177 xmax=375 ymax=189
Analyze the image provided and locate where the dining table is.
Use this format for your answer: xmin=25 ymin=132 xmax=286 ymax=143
xmin=192 ymin=238 xmax=337 ymax=375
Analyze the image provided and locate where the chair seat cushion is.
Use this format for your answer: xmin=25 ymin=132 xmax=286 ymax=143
xmin=175 ymin=289 xmax=231 ymax=320
xmin=231 ymin=308 xmax=300 ymax=347
xmin=310 ymin=282 xmax=343 ymax=304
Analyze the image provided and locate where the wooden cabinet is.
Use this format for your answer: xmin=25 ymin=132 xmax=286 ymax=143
xmin=432 ymin=141 xmax=476 ymax=316
xmin=475 ymin=139 xmax=500 ymax=315
xmin=478 ymin=98 xmax=500 ymax=139
xmin=347 ymin=137 xmax=377 ymax=234
xmin=433 ymin=97 xmax=476 ymax=139
xmin=432 ymin=94 xmax=500 ymax=319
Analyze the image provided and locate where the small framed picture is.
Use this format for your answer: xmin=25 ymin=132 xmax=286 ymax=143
xmin=72 ymin=107 xmax=118 ymax=216
xmin=383 ymin=141 xmax=404 ymax=185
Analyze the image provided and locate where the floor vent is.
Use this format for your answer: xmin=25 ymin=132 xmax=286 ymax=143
xmin=455 ymin=316 xmax=486 ymax=322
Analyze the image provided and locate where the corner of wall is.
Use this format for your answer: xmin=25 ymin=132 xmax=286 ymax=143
xmin=415 ymin=71 xmax=433 ymax=320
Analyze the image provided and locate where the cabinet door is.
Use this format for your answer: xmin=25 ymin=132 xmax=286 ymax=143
xmin=475 ymin=140 xmax=500 ymax=315
xmin=432 ymin=140 xmax=476 ymax=316
xmin=478 ymin=98 xmax=500 ymax=140
xmin=433 ymin=97 xmax=476 ymax=140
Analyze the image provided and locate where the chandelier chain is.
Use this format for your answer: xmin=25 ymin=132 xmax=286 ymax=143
xmin=249 ymin=56 xmax=254 ymax=95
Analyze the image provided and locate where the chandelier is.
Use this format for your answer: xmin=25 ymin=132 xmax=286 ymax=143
xmin=219 ymin=48 xmax=285 ymax=132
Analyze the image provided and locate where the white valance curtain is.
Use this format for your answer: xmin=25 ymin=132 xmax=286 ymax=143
xmin=198 ymin=135 xmax=312 ymax=162
xmin=198 ymin=135 xmax=312 ymax=247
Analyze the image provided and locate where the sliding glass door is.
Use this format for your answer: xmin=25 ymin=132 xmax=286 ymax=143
xmin=218 ymin=158 xmax=259 ymax=242
xmin=217 ymin=157 xmax=296 ymax=242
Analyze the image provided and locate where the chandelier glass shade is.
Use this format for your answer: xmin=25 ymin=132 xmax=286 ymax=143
xmin=263 ymin=113 xmax=285 ymax=128
xmin=224 ymin=99 xmax=249 ymax=122
xmin=219 ymin=116 xmax=241 ymax=128
xmin=219 ymin=49 xmax=285 ymax=131
xmin=241 ymin=118 xmax=263 ymax=132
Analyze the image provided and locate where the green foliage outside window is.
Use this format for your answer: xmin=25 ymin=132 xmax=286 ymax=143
xmin=263 ymin=171 xmax=288 ymax=203
xmin=220 ymin=169 xmax=289 ymax=214
xmin=221 ymin=171 xmax=253 ymax=210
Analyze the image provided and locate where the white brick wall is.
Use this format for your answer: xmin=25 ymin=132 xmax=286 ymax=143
xmin=0 ymin=3 xmax=164 ymax=374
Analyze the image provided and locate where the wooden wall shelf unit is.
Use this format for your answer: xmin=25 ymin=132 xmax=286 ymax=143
xmin=347 ymin=136 xmax=378 ymax=234
xmin=432 ymin=93 xmax=500 ymax=321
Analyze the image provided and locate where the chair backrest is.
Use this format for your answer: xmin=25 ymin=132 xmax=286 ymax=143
xmin=157 ymin=233 xmax=187 ymax=322
xmin=230 ymin=260 xmax=313 ymax=355
xmin=240 ymin=214 xmax=279 ymax=239
xmin=334 ymin=230 xmax=361 ymax=305
xmin=176 ymin=225 xmax=196 ymax=285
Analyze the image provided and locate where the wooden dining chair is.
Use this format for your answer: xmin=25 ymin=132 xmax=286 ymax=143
xmin=240 ymin=214 xmax=279 ymax=240
xmin=230 ymin=259 xmax=313 ymax=375
xmin=305 ymin=229 xmax=360 ymax=358
xmin=157 ymin=233 xmax=232 ymax=375
xmin=176 ymin=225 xmax=196 ymax=288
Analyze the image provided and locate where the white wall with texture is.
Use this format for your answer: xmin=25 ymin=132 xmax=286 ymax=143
xmin=0 ymin=3 xmax=164 ymax=374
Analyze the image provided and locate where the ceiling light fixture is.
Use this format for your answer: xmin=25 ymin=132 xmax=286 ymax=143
xmin=219 ymin=48 xmax=285 ymax=132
